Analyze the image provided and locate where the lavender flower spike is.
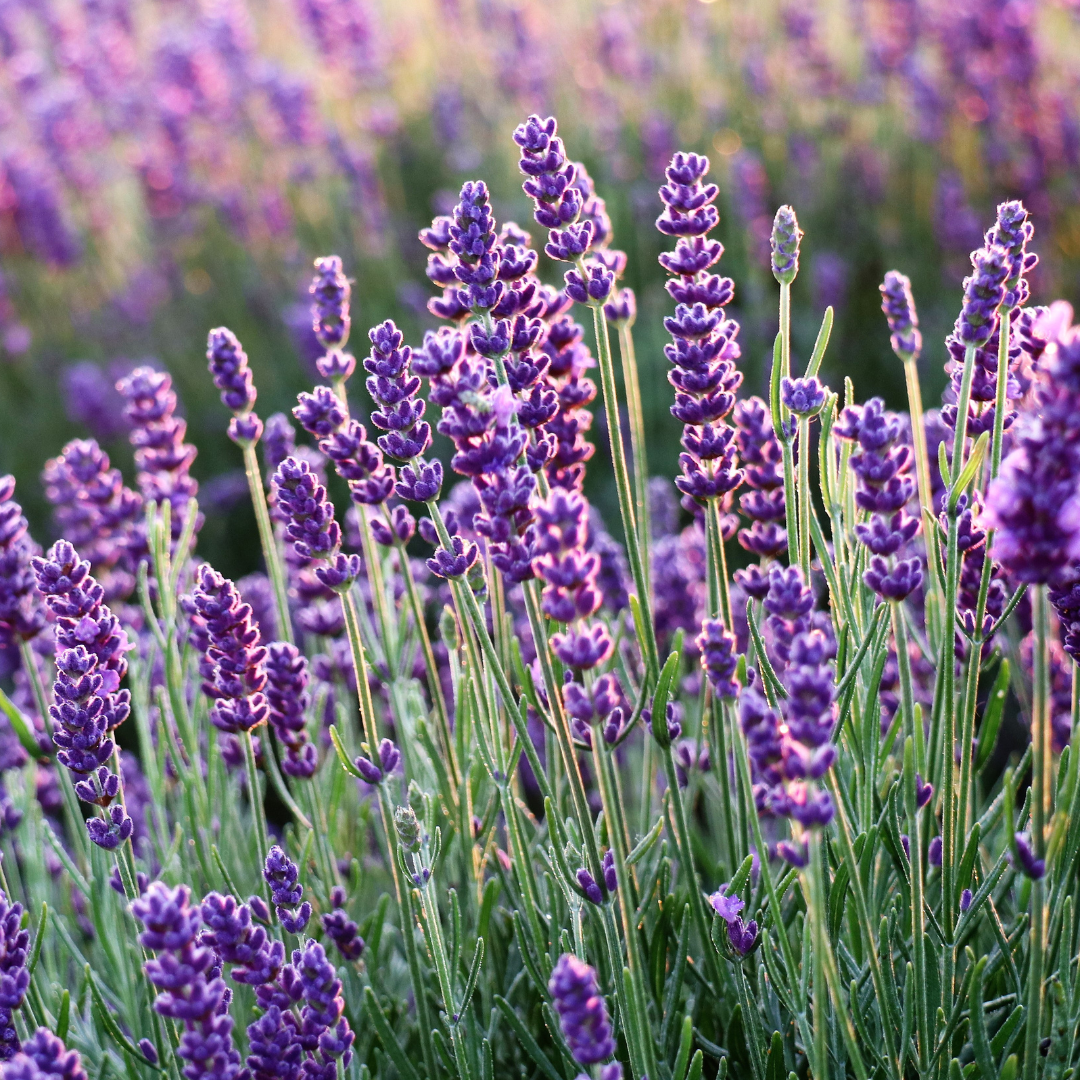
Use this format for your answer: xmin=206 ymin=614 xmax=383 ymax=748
xmin=770 ymin=205 xmax=803 ymax=285
xmin=0 ymin=476 xmax=44 ymax=643
xmin=310 ymin=255 xmax=356 ymax=383
xmin=5 ymin=1028 xmax=87 ymax=1079
xmin=880 ymin=271 xmax=922 ymax=360
xmin=264 ymin=846 xmax=312 ymax=933
xmin=955 ymin=244 xmax=1009 ymax=347
xmin=0 ymin=890 xmax=29 ymax=1059
xmin=207 ymin=327 xmax=262 ymax=446
xmin=549 ymin=953 xmax=615 ymax=1066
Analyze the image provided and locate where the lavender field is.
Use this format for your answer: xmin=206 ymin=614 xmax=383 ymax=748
xmin=0 ymin=2 xmax=1079 ymax=1079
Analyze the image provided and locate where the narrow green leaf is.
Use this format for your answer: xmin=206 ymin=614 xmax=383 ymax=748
xmin=0 ymin=686 xmax=45 ymax=759
xmin=673 ymin=1015 xmax=693 ymax=1080
xmin=685 ymin=1049 xmax=704 ymax=1080
xmin=651 ymin=649 xmax=682 ymax=745
xmin=969 ymin=957 xmax=995 ymax=1080
xmin=765 ymin=1031 xmax=786 ymax=1080
xmin=976 ymin=660 xmax=1010 ymax=771
xmin=85 ymin=965 xmax=161 ymax=1070
xmin=495 ymin=997 xmax=563 ymax=1080
xmin=805 ymin=306 xmax=834 ymax=378
xmin=456 ymin=938 xmax=484 ymax=1023
xmin=328 ymin=725 xmax=363 ymax=778
xmin=363 ymin=987 xmax=422 ymax=1080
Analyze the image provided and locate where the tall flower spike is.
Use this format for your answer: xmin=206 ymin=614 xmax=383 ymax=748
xmin=190 ymin=565 xmax=269 ymax=735
xmin=5 ymin=1028 xmax=87 ymax=1079
xmin=310 ymin=255 xmax=356 ymax=384
xmin=986 ymin=200 xmax=1038 ymax=312
xmin=549 ymin=954 xmax=615 ymax=1066
xmin=770 ymin=205 xmax=803 ymax=285
xmin=657 ymin=151 xmax=743 ymax=512
xmin=131 ymin=882 xmax=243 ymax=1080
xmin=263 ymin=846 xmax=311 ymax=933
xmin=0 ymin=890 xmax=29 ymax=1059
xmin=115 ymin=366 xmax=200 ymax=533
xmin=207 ymin=327 xmax=262 ymax=446
xmin=292 ymin=940 xmax=354 ymax=1069
xmin=200 ymin=892 xmax=284 ymax=986
xmin=955 ymin=244 xmax=1010 ymax=347
xmin=732 ymin=398 xmax=786 ymax=559
xmin=880 ymin=270 xmax=922 ymax=361
xmin=265 ymin=642 xmax=315 ymax=778
xmin=833 ymin=399 xmax=922 ymax=601
xmin=0 ymin=476 xmax=44 ymax=643
xmin=988 ymin=302 xmax=1080 ymax=584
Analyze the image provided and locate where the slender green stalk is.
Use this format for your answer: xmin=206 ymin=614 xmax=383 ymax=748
xmin=341 ymin=590 xmax=440 ymax=1080
xmin=804 ymin=832 xmax=828 ymax=1080
xmin=616 ymin=322 xmax=651 ymax=570
xmin=903 ymin=737 xmax=931 ymax=1072
xmin=949 ymin=344 xmax=978 ymax=485
xmin=777 ymin=282 xmax=798 ymax=567
xmin=241 ymin=442 xmax=294 ymax=645
xmin=1024 ymin=585 xmax=1051 ymax=1080
xmin=595 ymin=736 xmax=659 ymax=1080
xmin=586 ymin=298 xmax=658 ymax=679
xmin=796 ymin=415 xmax=812 ymax=582
xmin=242 ymin=729 xmax=273 ymax=904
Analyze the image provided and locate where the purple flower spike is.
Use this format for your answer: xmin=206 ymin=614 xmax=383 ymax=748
xmin=986 ymin=201 xmax=1037 ymax=312
xmin=564 ymin=262 xmax=614 ymax=306
xmin=603 ymin=288 xmax=636 ymax=326
xmin=132 ymin=882 xmax=242 ymax=1080
xmin=207 ymin=327 xmax=258 ymax=416
xmin=727 ymin=916 xmax=758 ymax=957
xmin=770 ymin=206 xmax=803 ymax=285
xmin=314 ymin=553 xmax=362 ymax=594
xmin=733 ymin=398 xmax=787 ymax=559
xmin=273 ymin=457 xmax=342 ymax=562
xmin=8 ymin=1028 xmax=85 ymax=1078
xmin=115 ymin=367 xmax=199 ymax=535
xmin=1013 ymin=832 xmax=1045 ymax=880
xmin=880 ymin=271 xmax=922 ymax=360
xmin=955 ymin=244 xmax=1010 ymax=347
xmin=310 ymin=255 xmax=352 ymax=352
xmin=697 ymin=619 xmax=741 ymax=699
xmin=987 ymin=303 xmax=1080 ymax=585
xmin=781 ymin=377 xmax=825 ymax=416
xmin=427 ymin=536 xmax=479 ymax=579
xmin=266 ymin=642 xmax=315 ymax=779
xmin=293 ymin=939 xmax=353 ymax=1064
xmin=322 ymin=901 xmax=365 ymax=962
xmin=264 ymin=847 xmax=311 ymax=934
xmin=201 ymin=892 xmax=284 ymax=986
xmin=0 ymin=891 xmax=29 ymax=1059
xmin=0 ymin=476 xmax=44 ymax=643
xmin=353 ymin=755 xmax=382 ymax=785
xmin=549 ymin=954 xmax=615 ymax=1066
xmin=189 ymin=564 xmax=269 ymax=735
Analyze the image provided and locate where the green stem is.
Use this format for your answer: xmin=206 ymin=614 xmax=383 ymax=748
xmin=805 ymin=831 xmax=828 ymax=1080
xmin=796 ymin=416 xmax=812 ymax=582
xmin=242 ymin=729 xmax=273 ymax=905
xmin=587 ymin=299 xmax=658 ymax=679
xmin=900 ymin=354 xmax=942 ymax=647
xmin=1024 ymin=585 xmax=1051 ymax=1080
xmin=903 ymin=735 xmax=932 ymax=1072
xmin=341 ymin=591 xmax=440 ymax=1080
xmin=395 ymin=535 xmax=457 ymax=788
xmin=778 ymin=282 xmax=798 ymax=568
xmin=616 ymin=322 xmax=651 ymax=573
xmin=595 ymin=738 xmax=658 ymax=1080
xmin=949 ymin=344 xmax=978 ymax=485
xmin=242 ymin=442 xmax=294 ymax=645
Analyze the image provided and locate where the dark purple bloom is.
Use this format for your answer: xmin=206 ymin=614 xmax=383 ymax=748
xmin=322 ymin=905 xmax=364 ymax=962
xmin=190 ymin=564 xmax=269 ymax=735
xmin=576 ymin=868 xmax=603 ymax=905
xmin=310 ymin=255 xmax=352 ymax=354
xmin=0 ymin=891 xmax=29 ymax=1060
xmin=273 ymin=457 xmax=342 ymax=562
xmin=548 ymin=954 xmax=615 ymax=1066
xmin=780 ymin=377 xmax=824 ymax=416
xmin=833 ymin=398 xmax=922 ymax=600
xmin=733 ymin=398 xmax=786 ymax=558
xmin=955 ymin=244 xmax=1009 ymax=347
xmin=986 ymin=201 xmax=1038 ymax=312
xmin=960 ymin=889 xmax=973 ymax=913
xmin=7 ymin=1028 xmax=86 ymax=1079
xmin=131 ymin=882 xmax=243 ymax=1080
xmin=0 ymin=476 xmax=44 ymax=643
xmin=697 ymin=619 xmax=740 ymax=699
xmin=427 ymin=535 xmax=479 ymax=579
xmin=986 ymin=303 xmax=1080 ymax=584
xmin=263 ymin=414 xmax=296 ymax=476
xmin=928 ymin=836 xmax=942 ymax=866
xmin=880 ymin=270 xmax=922 ymax=359
xmin=265 ymin=642 xmax=314 ymax=779
xmin=770 ymin=205 xmax=803 ymax=285
xmin=727 ymin=916 xmax=759 ymax=956
xmin=264 ymin=846 xmax=311 ymax=933
xmin=370 ymin=506 xmax=416 ymax=547
xmin=200 ymin=892 xmax=284 ymax=986
xmin=657 ymin=152 xmax=743 ymax=509
xmin=115 ymin=367 xmax=200 ymax=535
xmin=602 ymin=288 xmax=636 ymax=326
xmin=292 ymin=940 xmax=353 ymax=1064
xmin=1013 ymin=832 xmax=1045 ymax=879
xmin=515 ymin=116 xmax=589 ymax=245
xmin=245 ymin=1006 xmax=303 ymax=1080
xmin=207 ymin=327 xmax=258 ymax=416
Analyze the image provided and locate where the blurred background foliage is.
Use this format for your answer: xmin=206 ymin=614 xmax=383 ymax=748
xmin=3 ymin=0 xmax=1080 ymax=577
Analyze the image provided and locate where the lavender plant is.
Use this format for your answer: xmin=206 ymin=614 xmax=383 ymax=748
xmin=2 ymin=115 xmax=1080 ymax=1080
